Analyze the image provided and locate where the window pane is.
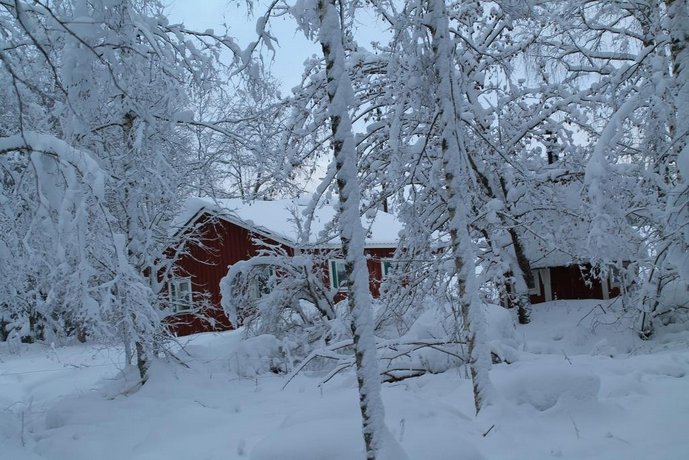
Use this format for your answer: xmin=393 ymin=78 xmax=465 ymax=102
xmin=255 ymin=267 xmax=273 ymax=295
xmin=181 ymin=281 xmax=192 ymax=303
xmin=527 ymin=270 xmax=539 ymax=291
xmin=330 ymin=261 xmax=338 ymax=287
xmin=170 ymin=279 xmax=192 ymax=312
xmin=331 ymin=260 xmax=348 ymax=289
xmin=337 ymin=262 xmax=348 ymax=288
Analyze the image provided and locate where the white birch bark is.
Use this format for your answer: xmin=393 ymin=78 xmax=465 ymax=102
xmin=317 ymin=0 xmax=392 ymax=457
xmin=430 ymin=0 xmax=494 ymax=414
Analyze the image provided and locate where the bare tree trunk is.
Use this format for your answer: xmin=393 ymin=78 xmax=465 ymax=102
xmin=123 ymin=327 xmax=133 ymax=366
xmin=135 ymin=340 xmax=149 ymax=383
xmin=451 ymin=84 xmax=533 ymax=324
xmin=317 ymin=0 xmax=390 ymax=457
xmin=508 ymin=227 xmax=532 ymax=324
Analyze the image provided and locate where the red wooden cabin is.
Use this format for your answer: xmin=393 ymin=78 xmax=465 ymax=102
xmin=525 ymin=260 xmax=625 ymax=305
xmin=504 ymin=178 xmax=639 ymax=306
xmin=518 ymin=186 xmax=634 ymax=304
xmin=164 ymin=198 xmax=401 ymax=336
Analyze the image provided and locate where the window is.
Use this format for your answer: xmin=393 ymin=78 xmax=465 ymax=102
xmin=169 ymin=278 xmax=192 ymax=313
xmin=527 ymin=270 xmax=541 ymax=296
xmin=609 ymin=267 xmax=622 ymax=289
xmin=381 ymin=259 xmax=394 ymax=277
xmin=330 ymin=260 xmax=349 ymax=290
xmin=253 ymin=266 xmax=274 ymax=297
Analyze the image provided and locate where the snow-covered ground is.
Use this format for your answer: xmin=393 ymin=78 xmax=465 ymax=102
xmin=2 ymin=300 xmax=688 ymax=460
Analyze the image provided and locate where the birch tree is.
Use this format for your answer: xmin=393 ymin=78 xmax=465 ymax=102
xmin=427 ymin=0 xmax=495 ymax=414
xmin=262 ymin=0 xmax=401 ymax=457
xmin=0 ymin=0 xmax=272 ymax=380
xmin=355 ymin=0 xmax=561 ymax=327
xmin=547 ymin=0 xmax=689 ymax=335
xmin=316 ymin=1 xmax=391 ymax=456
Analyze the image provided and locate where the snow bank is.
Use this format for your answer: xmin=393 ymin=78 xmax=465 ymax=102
xmin=251 ymin=418 xmax=363 ymax=460
xmin=377 ymin=302 xmax=520 ymax=378
xmin=226 ymin=334 xmax=285 ymax=377
xmin=0 ymin=410 xmax=42 ymax=460
xmin=498 ymin=365 xmax=601 ymax=411
xmin=521 ymin=300 xmax=641 ymax=356
xmin=483 ymin=303 xmax=521 ymax=363
xmin=4 ymin=303 xmax=689 ymax=460
xmin=391 ymin=307 xmax=465 ymax=374
xmin=251 ymin=419 xmax=414 ymax=460
xmin=656 ymin=279 xmax=689 ymax=321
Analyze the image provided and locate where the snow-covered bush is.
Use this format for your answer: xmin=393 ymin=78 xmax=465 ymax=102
xmin=227 ymin=334 xmax=287 ymax=377
xmin=374 ymin=301 xmax=519 ymax=382
xmin=650 ymin=278 xmax=689 ymax=327
xmin=220 ymin=242 xmax=350 ymax=368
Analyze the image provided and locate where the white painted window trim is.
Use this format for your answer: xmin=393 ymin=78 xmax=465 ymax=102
xmin=381 ymin=259 xmax=393 ymax=277
xmin=609 ymin=267 xmax=622 ymax=289
xmin=329 ymin=259 xmax=348 ymax=290
xmin=528 ymin=269 xmax=541 ymax=296
xmin=169 ymin=278 xmax=193 ymax=313
xmin=539 ymin=268 xmax=553 ymax=302
xmin=601 ymin=275 xmax=610 ymax=300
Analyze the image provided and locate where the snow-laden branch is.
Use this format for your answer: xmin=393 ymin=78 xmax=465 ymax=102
xmin=0 ymin=132 xmax=105 ymax=200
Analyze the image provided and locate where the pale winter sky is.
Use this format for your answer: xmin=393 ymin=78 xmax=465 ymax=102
xmin=167 ymin=0 xmax=390 ymax=93
xmin=167 ymin=0 xmax=319 ymax=92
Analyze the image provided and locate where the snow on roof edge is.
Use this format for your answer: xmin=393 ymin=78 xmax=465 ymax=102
xmin=171 ymin=197 xmax=401 ymax=248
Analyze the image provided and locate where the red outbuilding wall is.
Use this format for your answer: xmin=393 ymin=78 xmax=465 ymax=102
xmin=164 ymin=213 xmax=292 ymax=336
xmin=164 ymin=212 xmax=396 ymax=336
xmin=528 ymin=264 xmax=621 ymax=305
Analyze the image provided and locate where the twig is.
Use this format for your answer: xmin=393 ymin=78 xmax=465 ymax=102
xmin=285 ymin=338 xmax=467 ymax=388
xmin=20 ymin=409 xmax=25 ymax=447
xmin=282 ymin=349 xmax=350 ymax=389
xmin=108 ymin=379 xmax=144 ymax=399
xmin=166 ymin=351 xmax=191 ymax=369
xmin=577 ymin=302 xmax=604 ymax=326
xmin=570 ymin=415 xmax=580 ymax=439
xmin=562 ymin=349 xmax=573 ymax=365
xmin=381 ymin=369 xmax=427 ymax=383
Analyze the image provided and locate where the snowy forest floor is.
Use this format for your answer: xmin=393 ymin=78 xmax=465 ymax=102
xmin=1 ymin=300 xmax=688 ymax=460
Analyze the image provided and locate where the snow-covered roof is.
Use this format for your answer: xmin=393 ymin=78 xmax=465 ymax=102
xmin=518 ymin=181 xmax=638 ymax=268
xmin=173 ymin=197 xmax=402 ymax=248
xmin=522 ymin=226 xmax=591 ymax=269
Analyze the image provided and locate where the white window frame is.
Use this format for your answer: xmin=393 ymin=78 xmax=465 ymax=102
xmin=609 ymin=267 xmax=622 ymax=289
xmin=253 ymin=266 xmax=274 ymax=297
xmin=528 ymin=269 xmax=541 ymax=296
xmin=381 ymin=259 xmax=394 ymax=277
xmin=539 ymin=268 xmax=552 ymax=302
xmin=601 ymin=275 xmax=610 ymax=300
xmin=169 ymin=278 xmax=193 ymax=313
xmin=329 ymin=259 xmax=348 ymax=290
